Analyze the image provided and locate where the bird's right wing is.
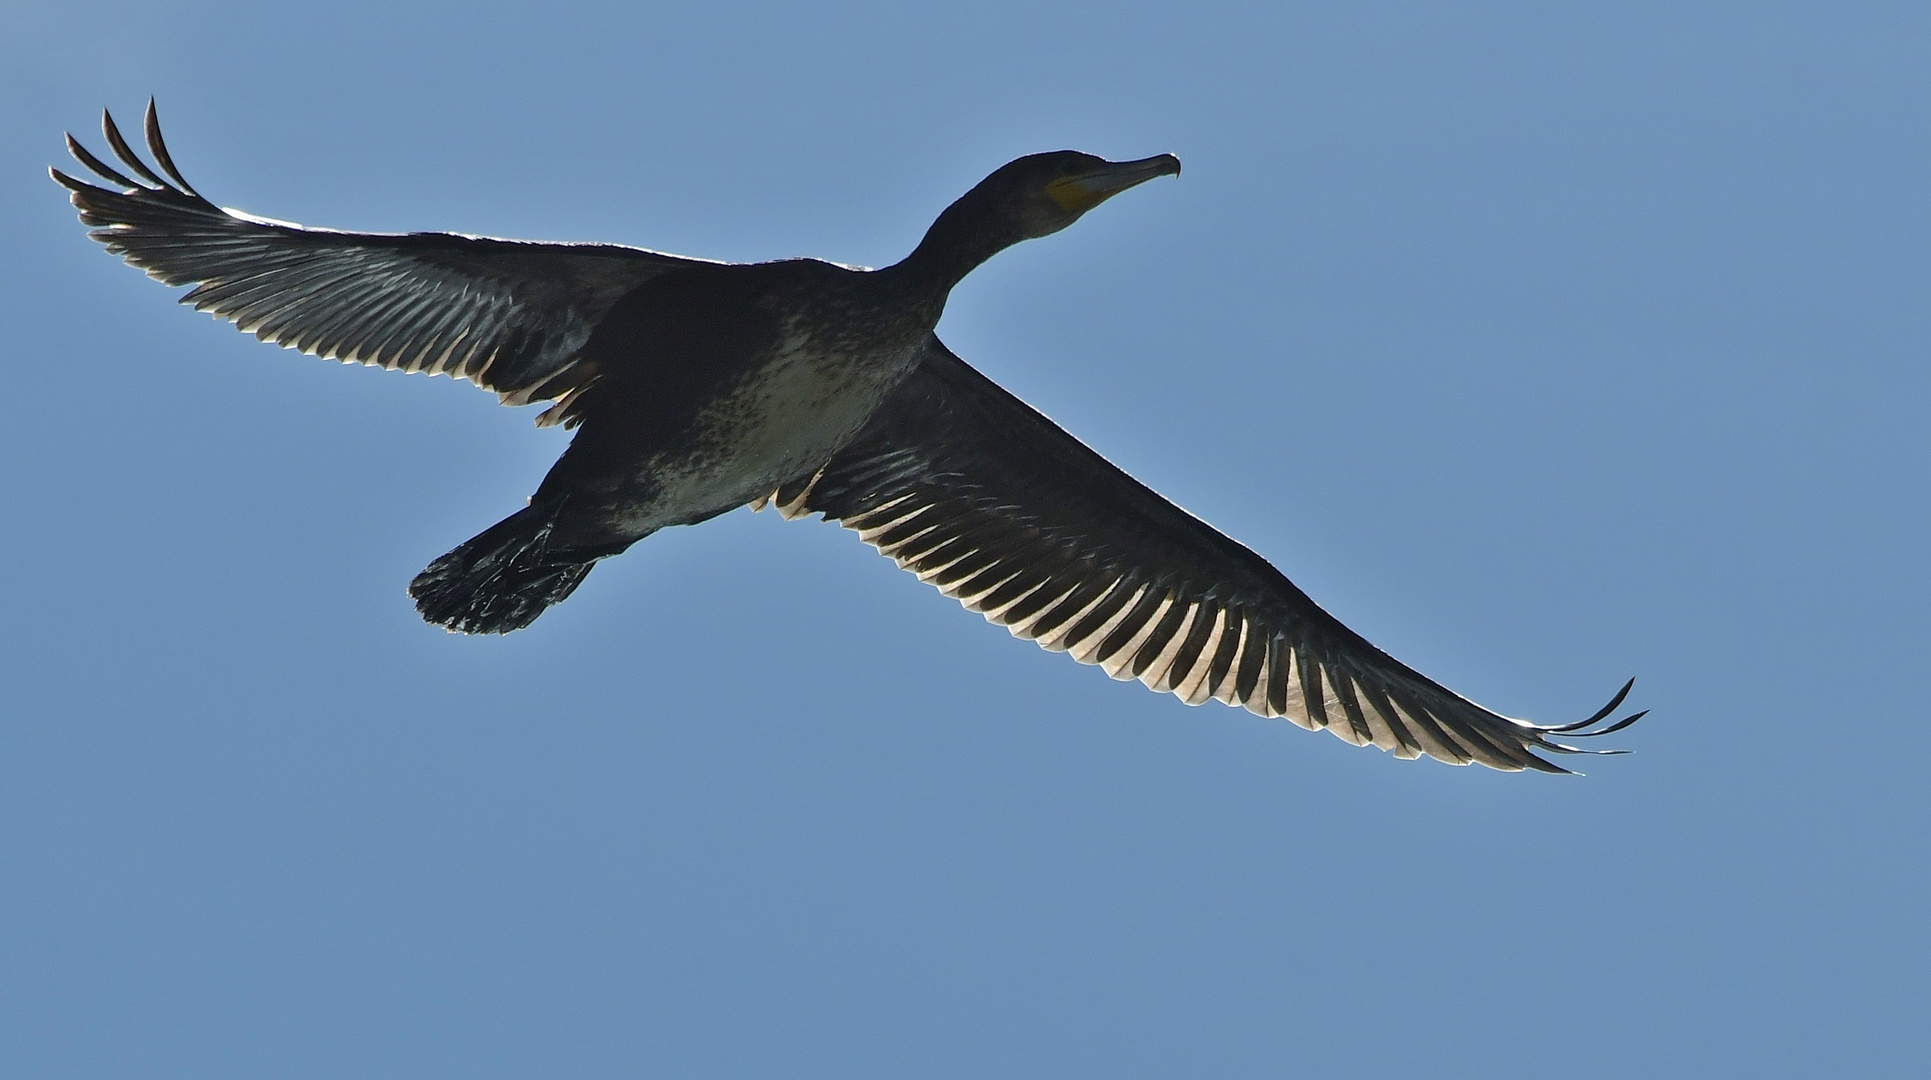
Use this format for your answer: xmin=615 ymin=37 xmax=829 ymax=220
xmin=54 ymin=102 xmax=708 ymax=413
xmin=774 ymin=338 xmax=1644 ymax=772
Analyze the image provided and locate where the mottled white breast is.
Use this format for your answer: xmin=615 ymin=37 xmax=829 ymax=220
xmin=630 ymin=313 xmax=927 ymax=529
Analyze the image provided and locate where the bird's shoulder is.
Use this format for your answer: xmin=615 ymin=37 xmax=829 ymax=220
xmin=597 ymin=255 xmax=859 ymax=309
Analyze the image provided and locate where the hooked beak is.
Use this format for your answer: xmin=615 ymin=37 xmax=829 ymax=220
xmin=1046 ymin=153 xmax=1182 ymax=214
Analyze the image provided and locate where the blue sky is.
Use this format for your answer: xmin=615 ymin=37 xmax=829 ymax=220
xmin=3 ymin=1 xmax=1927 ymax=1076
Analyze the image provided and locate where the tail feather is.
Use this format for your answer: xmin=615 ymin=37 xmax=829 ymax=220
xmin=409 ymin=503 xmax=598 ymax=634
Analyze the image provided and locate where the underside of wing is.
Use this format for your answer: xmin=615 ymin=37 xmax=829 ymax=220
xmin=770 ymin=338 xmax=1644 ymax=772
xmin=53 ymin=102 xmax=708 ymax=412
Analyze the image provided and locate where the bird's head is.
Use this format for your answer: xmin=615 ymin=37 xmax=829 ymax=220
xmin=985 ymin=150 xmax=1183 ymax=240
xmin=905 ymin=150 xmax=1181 ymax=283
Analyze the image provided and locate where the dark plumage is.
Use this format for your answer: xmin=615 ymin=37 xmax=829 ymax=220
xmin=55 ymin=102 xmax=1646 ymax=771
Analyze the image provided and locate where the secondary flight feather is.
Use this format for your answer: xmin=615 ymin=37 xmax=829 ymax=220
xmin=55 ymin=101 xmax=1645 ymax=772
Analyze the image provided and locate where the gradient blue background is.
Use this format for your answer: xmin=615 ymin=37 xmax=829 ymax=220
xmin=3 ymin=2 xmax=1926 ymax=1076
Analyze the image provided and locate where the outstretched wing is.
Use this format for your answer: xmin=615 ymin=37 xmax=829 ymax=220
xmin=771 ymin=338 xmax=1643 ymax=772
xmin=53 ymin=102 xmax=707 ymax=412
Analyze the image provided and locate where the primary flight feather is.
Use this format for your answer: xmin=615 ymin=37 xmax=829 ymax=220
xmin=55 ymin=102 xmax=1645 ymax=772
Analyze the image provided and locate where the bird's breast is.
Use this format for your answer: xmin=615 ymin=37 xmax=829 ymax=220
xmin=629 ymin=303 xmax=933 ymax=527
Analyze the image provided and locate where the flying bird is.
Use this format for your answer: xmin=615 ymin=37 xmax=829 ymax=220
xmin=55 ymin=102 xmax=1645 ymax=772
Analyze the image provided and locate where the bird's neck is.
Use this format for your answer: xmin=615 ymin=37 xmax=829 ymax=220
xmin=887 ymin=197 xmax=1019 ymax=294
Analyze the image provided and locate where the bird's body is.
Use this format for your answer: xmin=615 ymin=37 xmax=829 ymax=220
xmin=56 ymin=103 xmax=1645 ymax=771
xmin=539 ymin=257 xmax=938 ymax=546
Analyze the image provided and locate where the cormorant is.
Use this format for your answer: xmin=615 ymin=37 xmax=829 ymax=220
xmin=54 ymin=103 xmax=1645 ymax=772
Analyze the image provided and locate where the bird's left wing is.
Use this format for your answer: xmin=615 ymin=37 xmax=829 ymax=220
xmin=771 ymin=338 xmax=1643 ymax=772
xmin=54 ymin=103 xmax=706 ymax=413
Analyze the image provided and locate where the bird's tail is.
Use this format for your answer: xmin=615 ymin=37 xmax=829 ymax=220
xmin=409 ymin=502 xmax=601 ymax=634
